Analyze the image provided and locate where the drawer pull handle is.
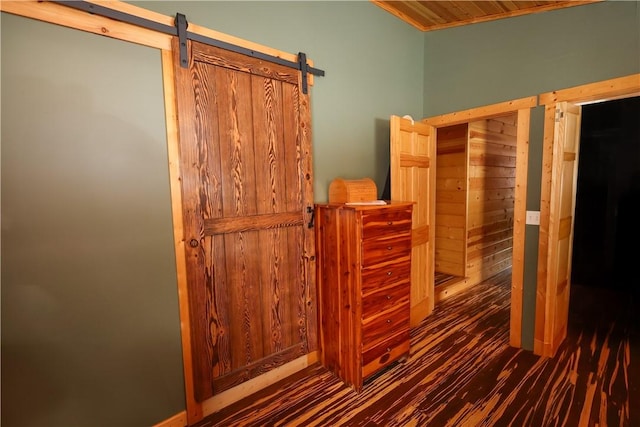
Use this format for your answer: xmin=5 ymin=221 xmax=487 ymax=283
xmin=386 ymin=295 xmax=392 ymax=300
xmin=387 ymin=271 xmax=393 ymax=276
xmin=386 ymin=319 xmax=392 ymax=323
xmin=387 ymin=347 xmax=391 ymax=352
xmin=387 ymin=221 xmax=393 ymax=225
xmin=387 ymin=246 xmax=392 ymax=250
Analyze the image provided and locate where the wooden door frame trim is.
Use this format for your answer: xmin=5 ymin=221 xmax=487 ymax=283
xmin=160 ymin=48 xmax=199 ymax=423
xmin=0 ymin=0 xmax=303 ymax=63
xmin=535 ymin=73 xmax=640 ymax=357
xmin=1 ymin=1 xmax=319 ymax=425
xmin=423 ymin=95 xmax=537 ymax=348
xmin=538 ymin=74 xmax=640 ymax=105
xmin=0 ymin=0 xmax=315 ymax=87
xmin=422 ymin=96 xmax=537 ymax=127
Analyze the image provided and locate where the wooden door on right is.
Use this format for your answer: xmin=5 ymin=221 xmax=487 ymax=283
xmin=536 ymin=101 xmax=582 ymax=357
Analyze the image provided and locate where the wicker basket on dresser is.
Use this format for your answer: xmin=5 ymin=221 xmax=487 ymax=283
xmin=314 ymin=201 xmax=413 ymax=392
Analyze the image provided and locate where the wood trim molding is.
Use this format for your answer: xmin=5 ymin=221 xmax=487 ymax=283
xmin=534 ymin=104 xmax=555 ymax=356
xmin=160 ymin=50 xmax=202 ymax=423
xmin=0 ymin=0 xmax=305 ymax=65
xmin=0 ymin=0 xmax=171 ymax=49
xmin=509 ymin=108 xmax=531 ymax=349
xmin=152 ymin=411 xmax=187 ymax=427
xmin=1 ymin=0 xmax=315 ymax=91
xmin=201 ymin=352 xmax=319 ymax=418
xmin=538 ymin=74 xmax=640 ymax=105
xmin=422 ymin=96 xmax=537 ymax=127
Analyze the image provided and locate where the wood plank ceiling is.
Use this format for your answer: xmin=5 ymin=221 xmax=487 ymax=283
xmin=371 ymin=1 xmax=601 ymax=32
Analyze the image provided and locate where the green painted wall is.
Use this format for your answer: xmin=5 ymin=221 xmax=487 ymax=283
xmin=423 ymin=1 xmax=640 ymax=115
xmin=1 ymin=13 xmax=185 ymax=427
xmin=421 ymin=0 xmax=640 ymax=349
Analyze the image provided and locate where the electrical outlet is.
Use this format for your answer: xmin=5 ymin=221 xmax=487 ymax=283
xmin=526 ymin=210 xmax=540 ymax=225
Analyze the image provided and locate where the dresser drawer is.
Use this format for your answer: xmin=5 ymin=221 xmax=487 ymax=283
xmin=361 ymin=259 xmax=411 ymax=294
xmin=362 ymin=302 xmax=410 ymax=347
xmin=315 ymin=202 xmax=413 ymax=392
xmin=361 ymin=208 xmax=412 ymax=241
xmin=361 ymin=235 xmax=411 ymax=267
xmin=362 ymin=329 xmax=410 ymax=379
xmin=362 ymin=282 xmax=410 ymax=319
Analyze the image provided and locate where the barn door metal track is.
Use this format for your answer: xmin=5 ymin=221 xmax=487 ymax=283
xmin=51 ymin=1 xmax=325 ymax=94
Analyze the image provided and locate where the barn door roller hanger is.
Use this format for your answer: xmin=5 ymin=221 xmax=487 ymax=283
xmin=52 ymin=1 xmax=325 ymax=94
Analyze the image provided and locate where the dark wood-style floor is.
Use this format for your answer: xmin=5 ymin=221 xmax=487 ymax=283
xmin=197 ymin=270 xmax=639 ymax=426
xmin=434 ymin=271 xmax=456 ymax=286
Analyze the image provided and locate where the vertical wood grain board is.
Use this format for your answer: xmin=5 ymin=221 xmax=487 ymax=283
xmin=173 ymin=40 xmax=315 ymax=402
xmin=466 ymin=115 xmax=517 ymax=282
xmin=435 ymin=123 xmax=468 ymax=277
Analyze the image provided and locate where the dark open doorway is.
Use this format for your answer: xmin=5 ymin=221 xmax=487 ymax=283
xmin=571 ymin=96 xmax=640 ymax=292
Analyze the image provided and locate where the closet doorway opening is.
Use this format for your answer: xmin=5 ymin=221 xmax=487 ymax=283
xmin=433 ymin=113 xmax=518 ymax=304
xmin=388 ymin=96 xmax=534 ymax=347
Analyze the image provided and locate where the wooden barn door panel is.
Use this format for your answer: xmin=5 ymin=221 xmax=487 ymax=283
xmin=390 ymin=116 xmax=436 ymax=326
xmin=536 ymin=101 xmax=581 ymax=357
xmin=173 ymin=39 xmax=315 ymax=403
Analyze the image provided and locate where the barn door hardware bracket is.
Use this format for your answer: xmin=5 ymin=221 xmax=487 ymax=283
xmin=307 ymin=206 xmax=315 ymax=229
xmin=50 ymin=1 xmax=325 ymax=94
xmin=175 ymin=13 xmax=189 ymax=68
xmin=298 ymin=52 xmax=309 ymax=94
xmin=183 ymin=32 xmax=324 ymax=94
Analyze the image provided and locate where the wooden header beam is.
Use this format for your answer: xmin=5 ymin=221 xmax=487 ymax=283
xmin=422 ymin=96 xmax=538 ymax=127
xmin=539 ymin=74 xmax=640 ymax=105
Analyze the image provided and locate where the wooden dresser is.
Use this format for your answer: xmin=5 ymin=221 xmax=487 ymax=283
xmin=314 ymin=201 xmax=413 ymax=391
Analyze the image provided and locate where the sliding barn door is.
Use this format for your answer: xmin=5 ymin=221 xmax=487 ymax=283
xmin=173 ymin=39 xmax=316 ymax=403
xmin=536 ymin=102 xmax=582 ymax=357
xmin=390 ymin=116 xmax=436 ymax=326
